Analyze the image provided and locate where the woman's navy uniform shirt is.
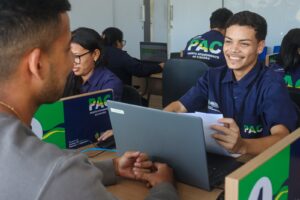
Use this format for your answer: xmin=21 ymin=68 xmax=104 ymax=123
xmin=80 ymin=66 xmax=123 ymax=101
xmin=183 ymin=30 xmax=226 ymax=67
xmin=270 ymin=63 xmax=300 ymax=93
xmin=180 ymin=63 xmax=299 ymax=138
xmin=102 ymin=46 xmax=162 ymax=85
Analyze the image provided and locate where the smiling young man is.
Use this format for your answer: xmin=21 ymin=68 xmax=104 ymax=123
xmin=165 ymin=11 xmax=299 ymax=156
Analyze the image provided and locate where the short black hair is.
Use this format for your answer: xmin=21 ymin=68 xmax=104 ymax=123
xmin=72 ymin=27 xmax=103 ymax=54
xmin=102 ymin=27 xmax=123 ymax=47
xmin=0 ymin=0 xmax=71 ymax=80
xmin=225 ymin=11 xmax=267 ymax=41
xmin=210 ymin=8 xmax=233 ymax=29
xmin=279 ymin=28 xmax=300 ymax=71
xmin=72 ymin=27 xmax=105 ymax=66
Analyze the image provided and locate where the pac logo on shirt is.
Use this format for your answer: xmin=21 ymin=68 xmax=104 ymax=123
xmin=88 ymin=94 xmax=112 ymax=112
xmin=284 ymin=74 xmax=300 ymax=89
xmin=187 ymin=39 xmax=223 ymax=54
xmin=244 ymin=124 xmax=263 ymax=134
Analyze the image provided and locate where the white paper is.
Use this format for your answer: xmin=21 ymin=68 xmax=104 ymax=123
xmin=183 ymin=112 xmax=240 ymax=158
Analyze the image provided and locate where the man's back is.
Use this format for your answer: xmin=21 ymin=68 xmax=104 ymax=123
xmin=183 ymin=30 xmax=226 ymax=67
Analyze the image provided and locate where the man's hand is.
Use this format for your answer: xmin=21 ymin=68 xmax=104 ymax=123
xmin=98 ymin=129 xmax=113 ymax=141
xmin=164 ymin=101 xmax=187 ymax=113
xmin=211 ymin=118 xmax=247 ymax=154
xmin=159 ymin=62 xmax=165 ymax=69
xmin=134 ymin=162 xmax=174 ymax=187
xmin=113 ymin=151 xmax=153 ymax=179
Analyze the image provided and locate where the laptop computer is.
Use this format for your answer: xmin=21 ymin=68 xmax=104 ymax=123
xmin=140 ymin=42 xmax=168 ymax=64
xmin=31 ymin=89 xmax=113 ymax=149
xmin=107 ymin=100 xmax=243 ymax=190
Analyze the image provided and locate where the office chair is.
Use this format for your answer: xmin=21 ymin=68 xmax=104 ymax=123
xmin=121 ymin=85 xmax=142 ymax=106
xmin=162 ymin=58 xmax=209 ymax=107
xmin=273 ymin=45 xmax=281 ymax=54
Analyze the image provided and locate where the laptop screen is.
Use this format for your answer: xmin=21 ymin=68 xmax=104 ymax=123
xmin=140 ymin=42 xmax=168 ymax=62
xmin=32 ymin=90 xmax=113 ymax=149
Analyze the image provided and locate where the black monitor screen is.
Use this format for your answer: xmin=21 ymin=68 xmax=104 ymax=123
xmin=268 ymin=53 xmax=280 ymax=65
xmin=140 ymin=42 xmax=167 ymax=62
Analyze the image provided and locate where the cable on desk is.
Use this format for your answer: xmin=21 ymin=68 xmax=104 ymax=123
xmin=86 ymin=150 xmax=105 ymax=158
xmin=80 ymin=147 xmax=117 ymax=153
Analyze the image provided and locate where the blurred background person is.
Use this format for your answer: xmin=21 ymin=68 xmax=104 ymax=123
xmin=101 ymin=27 xmax=164 ymax=86
xmin=182 ymin=8 xmax=233 ymax=67
xmin=270 ymin=28 xmax=300 ymax=93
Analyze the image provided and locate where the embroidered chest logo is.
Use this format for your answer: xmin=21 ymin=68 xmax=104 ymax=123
xmin=244 ymin=124 xmax=263 ymax=134
xmin=208 ymin=100 xmax=220 ymax=112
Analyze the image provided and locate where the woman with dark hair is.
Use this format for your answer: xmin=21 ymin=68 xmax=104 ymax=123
xmin=271 ymin=28 xmax=300 ymax=92
xmin=62 ymin=27 xmax=123 ymax=100
xmin=101 ymin=27 xmax=164 ymax=86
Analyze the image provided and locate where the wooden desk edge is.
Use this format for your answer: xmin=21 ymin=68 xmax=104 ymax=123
xmin=225 ymin=128 xmax=300 ymax=200
xmin=87 ymin=150 xmax=223 ymax=200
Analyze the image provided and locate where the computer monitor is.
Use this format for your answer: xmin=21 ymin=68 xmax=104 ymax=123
xmin=268 ymin=53 xmax=280 ymax=64
xmin=140 ymin=42 xmax=168 ymax=63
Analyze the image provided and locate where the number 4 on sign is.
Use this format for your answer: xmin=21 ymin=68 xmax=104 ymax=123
xmin=248 ymin=177 xmax=272 ymax=200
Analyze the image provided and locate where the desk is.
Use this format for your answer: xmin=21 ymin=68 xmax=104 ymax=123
xmin=89 ymin=151 xmax=223 ymax=200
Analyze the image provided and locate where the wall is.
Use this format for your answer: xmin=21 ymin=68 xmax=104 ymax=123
xmin=168 ymin=0 xmax=223 ymax=53
xmin=151 ymin=0 xmax=169 ymax=43
xmin=113 ymin=0 xmax=144 ymax=58
xmin=68 ymin=0 xmax=114 ymax=33
xmin=67 ymin=0 xmax=300 ymax=56
xmin=69 ymin=0 xmax=144 ymax=57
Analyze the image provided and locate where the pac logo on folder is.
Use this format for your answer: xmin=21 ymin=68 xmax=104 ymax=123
xmin=31 ymin=89 xmax=113 ymax=149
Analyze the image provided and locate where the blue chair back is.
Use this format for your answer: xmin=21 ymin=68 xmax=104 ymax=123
xmin=273 ymin=45 xmax=281 ymax=54
xmin=258 ymin=46 xmax=268 ymax=62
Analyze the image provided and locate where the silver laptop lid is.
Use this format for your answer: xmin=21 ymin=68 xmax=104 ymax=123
xmin=107 ymin=100 xmax=211 ymax=189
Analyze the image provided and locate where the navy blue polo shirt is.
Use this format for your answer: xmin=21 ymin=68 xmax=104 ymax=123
xmin=180 ymin=63 xmax=299 ymax=138
xmin=183 ymin=30 xmax=226 ymax=67
xmin=102 ymin=46 xmax=162 ymax=85
xmin=81 ymin=66 xmax=123 ymax=101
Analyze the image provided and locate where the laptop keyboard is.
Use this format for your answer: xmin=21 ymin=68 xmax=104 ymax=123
xmin=207 ymin=153 xmax=243 ymax=187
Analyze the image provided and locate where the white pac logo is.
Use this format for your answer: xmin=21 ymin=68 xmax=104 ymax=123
xmin=31 ymin=118 xmax=43 ymax=139
xmin=249 ymin=177 xmax=273 ymax=200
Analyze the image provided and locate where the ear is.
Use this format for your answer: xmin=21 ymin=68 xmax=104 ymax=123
xmin=92 ymin=49 xmax=101 ymax=62
xmin=257 ymin=40 xmax=265 ymax=54
xmin=27 ymin=48 xmax=44 ymax=80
